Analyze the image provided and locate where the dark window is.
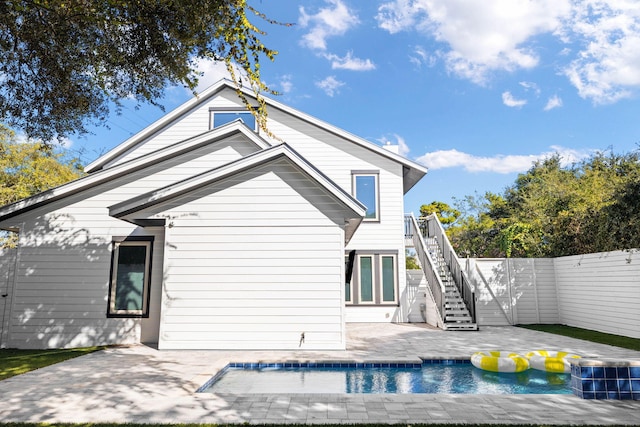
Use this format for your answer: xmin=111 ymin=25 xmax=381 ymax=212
xmin=108 ymin=239 xmax=152 ymax=317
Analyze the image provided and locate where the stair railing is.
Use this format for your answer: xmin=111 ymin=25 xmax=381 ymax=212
xmin=421 ymin=214 xmax=477 ymax=323
xmin=404 ymin=213 xmax=446 ymax=326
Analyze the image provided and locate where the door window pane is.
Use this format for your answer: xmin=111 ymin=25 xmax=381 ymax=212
xmin=381 ymin=256 xmax=396 ymax=302
xmin=360 ymin=256 xmax=373 ymax=302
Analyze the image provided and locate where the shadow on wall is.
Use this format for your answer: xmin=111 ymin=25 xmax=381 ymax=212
xmin=469 ymin=259 xmax=534 ymax=326
xmin=3 ymin=212 xmax=142 ymax=349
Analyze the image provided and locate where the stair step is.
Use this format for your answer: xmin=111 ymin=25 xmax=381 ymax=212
xmin=445 ymin=323 xmax=479 ymax=331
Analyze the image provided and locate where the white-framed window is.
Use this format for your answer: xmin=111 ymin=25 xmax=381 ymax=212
xmin=345 ymin=251 xmax=398 ymax=305
xmin=209 ymin=108 xmax=257 ymax=131
xmin=107 ymin=237 xmax=153 ymax=318
xmin=352 ymin=171 xmax=379 ymax=221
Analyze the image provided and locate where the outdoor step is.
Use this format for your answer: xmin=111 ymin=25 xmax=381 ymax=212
xmin=444 ymin=323 xmax=479 ymax=331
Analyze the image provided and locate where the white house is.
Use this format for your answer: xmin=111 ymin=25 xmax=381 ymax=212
xmin=0 ymin=80 xmax=427 ymax=350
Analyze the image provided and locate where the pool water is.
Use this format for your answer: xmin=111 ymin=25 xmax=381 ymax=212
xmin=199 ymin=362 xmax=571 ymax=394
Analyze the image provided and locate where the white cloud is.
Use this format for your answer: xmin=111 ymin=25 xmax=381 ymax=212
xmin=279 ymin=75 xmax=294 ymax=94
xmin=544 ymin=95 xmax=563 ymax=110
xmin=519 ymin=81 xmax=541 ymax=96
xmin=502 ymin=91 xmax=527 ymax=107
xmin=377 ymin=0 xmax=571 ymax=84
xmin=324 ymin=52 xmax=376 ymax=71
xmin=409 ymin=45 xmax=437 ymax=68
xmin=376 ymin=0 xmax=640 ymax=103
xmin=316 ymin=76 xmax=345 ymax=97
xmin=562 ymin=1 xmax=640 ymax=104
xmin=15 ymin=131 xmax=73 ymax=148
xmin=416 ymin=145 xmax=590 ymax=173
xmin=299 ymin=0 xmax=359 ymax=51
xmin=191 ymin=59 xmax=244 ymax=93
xmin=379 ymin=134 xmax=410 ymax=156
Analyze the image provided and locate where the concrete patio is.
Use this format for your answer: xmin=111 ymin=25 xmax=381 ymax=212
xmin=1 ymin=323 xmax=639 ymax=425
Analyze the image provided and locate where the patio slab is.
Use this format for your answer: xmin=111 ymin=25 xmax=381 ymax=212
xmin=1 ymin=324 xmax=639 ymax=425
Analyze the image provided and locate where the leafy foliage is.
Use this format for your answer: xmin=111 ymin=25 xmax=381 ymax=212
xmin=0 ymin=126 xmax=84 ymax=206
xmin=443 ymin=150 xmax=640 ymax=257
xmin=0 ymin=125 xmax=84 ymax=247
xmin=0 ymin=1 xmax=283 ymax=141
xmin=419 ymin=201 xmax=460 ymax=226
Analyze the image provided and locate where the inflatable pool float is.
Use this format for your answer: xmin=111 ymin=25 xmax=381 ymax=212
xmin=471 ymin=351 xmax=530 ymax=373
xmin=525 ymin=350 xmax=581 ymax=373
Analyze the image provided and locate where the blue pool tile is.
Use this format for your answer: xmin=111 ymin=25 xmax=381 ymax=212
xmin=595 ymin=392 xmax=607 ymax=399
xmin=607 ymin=391 xmax=620 ymax=399
xmin=581 ymin=367 xmax=593 ymax=379
xmin=593 ymin=380 xmax=606 ymax=392
xmin=583 ymin=392 xmax=596 ymax=399
xmin=606 ymin=380 xmax=618 ymax=391
xmin=617 ymin=367 xmax=630 ymax=378
xmin=593 ymin=367 xmax=605 ymax=378
xmin=631 ymin=379 xmax=640 ymax=392
xmin=582 ymin=380 xmax=594 ymax=392
xmin=618 ymin=379 xmax=631 ymax=392
xmin=620 ymin=393 xmax=633 ymax=400
xmin=630 ymin=367 xmax=640 ymax=378
xmin=633 ymin=393 xmax=640 ymax=401
xmin=605 ymin=367 xmax=617 ymax=378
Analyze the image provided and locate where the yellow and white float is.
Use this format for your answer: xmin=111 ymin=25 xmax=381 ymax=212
xmin=471 ymin=351 xmax=530 ymax=373
xmin=525 ymin=350 xmax=581 ymax=373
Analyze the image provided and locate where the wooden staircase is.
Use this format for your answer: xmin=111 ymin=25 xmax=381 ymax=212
xmin=425 ymin=237 xmax=477 ymax=331
xmin=405 ymin=213 xmax=477 ymax=331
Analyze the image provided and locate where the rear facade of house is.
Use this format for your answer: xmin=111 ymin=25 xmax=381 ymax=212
xmin=0 ymin=80 xmax=427 ymax=350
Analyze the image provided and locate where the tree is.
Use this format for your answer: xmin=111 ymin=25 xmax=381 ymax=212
xmin=0 ymin=125 xmax=84 ymax=247
xmin=0 ymin=1 xmax=283 ymax=141
xmin=441 ymin=149 xmax=640 ymax=258
xmin=419 ymin=201 xmax=460 ymax=227
xmin=0 ymin=125 xmax=83 ymax=206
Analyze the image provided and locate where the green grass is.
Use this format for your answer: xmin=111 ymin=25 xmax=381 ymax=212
xmin=0 ymin=346 xmax=104 ymax=380
xmin=518 ymin=324 xmax=640 ymax=351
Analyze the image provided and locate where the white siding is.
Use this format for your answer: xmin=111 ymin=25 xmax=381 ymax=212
xmin=264 ymin=108 xmax=408 ymax=322
xmin=1 ymin=136 xmax=260 ymax=349
xmin=154 ymin=160 xmax=347 ymax=349
xmin=1 ymin=86 xmax=418 ymax=349
xmin=0 ymin=246 xmax=17 ymax=347
xmin=555 ymin=250 xmax=640 ymax=339
xmin=5 ymin=224 xmax=164 ymax=349
xmin=107 ymin=88 xmax=244 ymax=168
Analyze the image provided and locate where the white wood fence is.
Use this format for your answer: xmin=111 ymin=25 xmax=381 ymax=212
xmin=468 ymin=250 xmax=640 ymax=339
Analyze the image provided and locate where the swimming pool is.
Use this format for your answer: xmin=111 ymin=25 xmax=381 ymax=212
xmin=197 ymin=360 xmax=571 ymax=394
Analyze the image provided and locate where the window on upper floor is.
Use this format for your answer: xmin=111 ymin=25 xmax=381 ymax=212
xmin=107 ymin=237 xmax=153 ymax=318
xmin=210 ymin=109 xmax=257 ymax=131
xmin=345 ymin=251 xmax=398 ymax=305
xmin=352 ymin=171 xmax=379 ymax=221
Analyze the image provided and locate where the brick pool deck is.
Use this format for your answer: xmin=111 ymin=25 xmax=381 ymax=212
xmin=1 ymin=324 xmax=639 ymax=425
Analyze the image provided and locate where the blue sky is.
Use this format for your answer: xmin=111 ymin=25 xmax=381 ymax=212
xmin=73 ymin=0 xmax=640 ymax=214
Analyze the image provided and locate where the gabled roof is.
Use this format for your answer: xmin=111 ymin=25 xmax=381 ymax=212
xmin=85 ymin=79 xmax=428 ymax=192
xmin=0 ymin=121 xmax=269 ymax=225
xmin=110 ymin=143 xmax=366 ymax=243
